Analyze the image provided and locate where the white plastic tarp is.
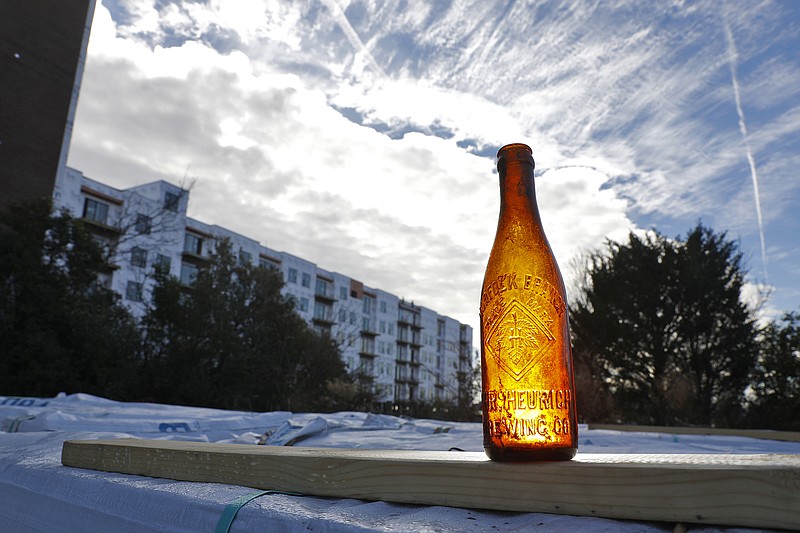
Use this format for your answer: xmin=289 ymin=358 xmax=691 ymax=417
xmin=2 ymin=393 xmax=797 ymax=532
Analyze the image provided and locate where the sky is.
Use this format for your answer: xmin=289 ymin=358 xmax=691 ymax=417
xmin=67 ymin=0 xmax=800 ymax=338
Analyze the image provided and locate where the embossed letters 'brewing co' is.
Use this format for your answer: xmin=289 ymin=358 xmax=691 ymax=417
xmin=480 ymin=143 xmax=578 ymax=461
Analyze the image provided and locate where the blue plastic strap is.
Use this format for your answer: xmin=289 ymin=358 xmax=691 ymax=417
xmin=214 ymin=490 xmax=301 ymax=533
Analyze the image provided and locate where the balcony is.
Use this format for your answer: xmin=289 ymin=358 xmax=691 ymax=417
xmin=81 ymin=217 xmax=123 ymax=237
xmin=181 ymin=250 xmax=210 ymax=265
xmin=396 ymin=329 xmax=410 ymax=344
xmin=395 ymin=368 xmax=419 ymax=384
xmin=398 ymin=313 xmax=421 ymax=328
xmin=411 ymin=332 xmax=422 ymax=347
xmin=182 ymin=229 xmax=212 ymax=264
xmin=359 ymin=340 xmax=378 ymax=358
xmin=357 ymin=357 xmax=375 ymax=378
xmin=314 ymin=285 xmax=336 ymax=303
xmin=395 ymin=351 xmax=409 ymax=364
xmin=360 ymin=320 xmax=379 ymax=337
xmin=97 ymin=261 xmax=120 ymax=274
xmin=312 ymin=311 xmax=336 ymax=326
xmin=460 ymin=346 xmax=471 ymax=360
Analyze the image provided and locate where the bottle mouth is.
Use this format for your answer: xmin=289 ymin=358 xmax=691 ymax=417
xmin=496 ymin=143 xmax=534 ymax=170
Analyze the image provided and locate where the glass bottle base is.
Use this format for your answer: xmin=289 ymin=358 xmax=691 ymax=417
xmin=484 ymin=445 xmax=577 ymax=462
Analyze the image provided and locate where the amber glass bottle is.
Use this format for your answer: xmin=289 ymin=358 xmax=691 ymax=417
xmin=480 ymin=143 xmax=578 ymax=461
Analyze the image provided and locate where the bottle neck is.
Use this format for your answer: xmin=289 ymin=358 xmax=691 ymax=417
xmin=498 ymin=159 xmax=541 ymax=221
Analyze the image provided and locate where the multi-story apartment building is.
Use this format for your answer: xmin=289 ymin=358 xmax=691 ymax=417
xmin=53 ymin=167 xmax=473 ymax=408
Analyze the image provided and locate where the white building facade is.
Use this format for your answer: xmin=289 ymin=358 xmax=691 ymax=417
xmin=53 ymin=168 xmax=473 ymax=408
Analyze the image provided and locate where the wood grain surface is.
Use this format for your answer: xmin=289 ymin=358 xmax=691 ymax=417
xmin=61 ymin=439 xmax=800 ymax=530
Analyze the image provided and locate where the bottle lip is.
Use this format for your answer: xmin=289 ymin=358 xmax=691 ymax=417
xmin=496 ymin=143 xmax=534 ymax=169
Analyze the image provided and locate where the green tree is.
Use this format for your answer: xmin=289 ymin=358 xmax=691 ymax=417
xmin=570 ymin=224 xmax=759 ymax=427
xmin=142 ymin=238 xmax=350 ymax=412
xmin=748 ymin=311 xmax=800 ymax=430
xmin=453 ymin=357 xmax=481 ymax=422
xmin=0 ymin=200 xmax=141 ymax=398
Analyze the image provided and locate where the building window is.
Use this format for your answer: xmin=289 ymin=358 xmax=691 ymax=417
xmin=349 ymin=311 xmax=356 ymax=325
xmin=239 ymin=249 xmax=252 ymax=266
xmin=338 ymin=309 xmax=347 ymax=322
xmin=83 ymin=198 xmax=108 ymax=224
xmin=180 ymin=263 xmax=198 ymax=285
xmin=380 ymin=300 xmax=387 ymax=313
xmin=131 ymin=246 xmax=147 ymax=268
xmin=339 ymin=286 xmax=348 ymax=300
xmin=363 ymin=297 xmax=372 ymax=314
xmin=125 ymin=281 xmax=143 ymax=302
xmin=298 ymin=297 xmax=309 ymax=312
xmin=316 ymin=279 xmax=328 ymax=297
xmin=362 ymin=317 xmax=371 ymax=331
xmin=154 ymin=253 xmax=171 ymax=273
xmin=135 ymin=214 xmax=151 ymax=234
xmin=314 ymin=301 xmax=328 ymax=321
xmin=164 ymin=191 xmax=180 ymax=212
xmin=288 ymin=268 xmax=297 ymax=284
xmin=184 ymin=233 xmax=203 ymax=255
xmin=301 ymin=272 xmax=311 ymax=288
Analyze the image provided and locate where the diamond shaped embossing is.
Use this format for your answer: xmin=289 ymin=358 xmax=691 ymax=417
xmin=486 ymin=299 xmax=555 ymax=380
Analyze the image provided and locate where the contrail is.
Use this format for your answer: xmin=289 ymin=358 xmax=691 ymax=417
xmin=320 ymin=0 xmax=386 ymax=78
xmin=723 ymin=19 xmax=768 ymax=282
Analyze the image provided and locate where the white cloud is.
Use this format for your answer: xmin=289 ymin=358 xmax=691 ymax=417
xmin=116 ymin=0 xmax=161 ymax=35
xmin=69 ymin=0 xmax=800 ymax=335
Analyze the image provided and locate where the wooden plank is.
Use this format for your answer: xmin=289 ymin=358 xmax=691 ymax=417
xmin=61 ymin=439 xmax=800 ymax=530
xmin=588 ymin=423 xmax=800 ymax=442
